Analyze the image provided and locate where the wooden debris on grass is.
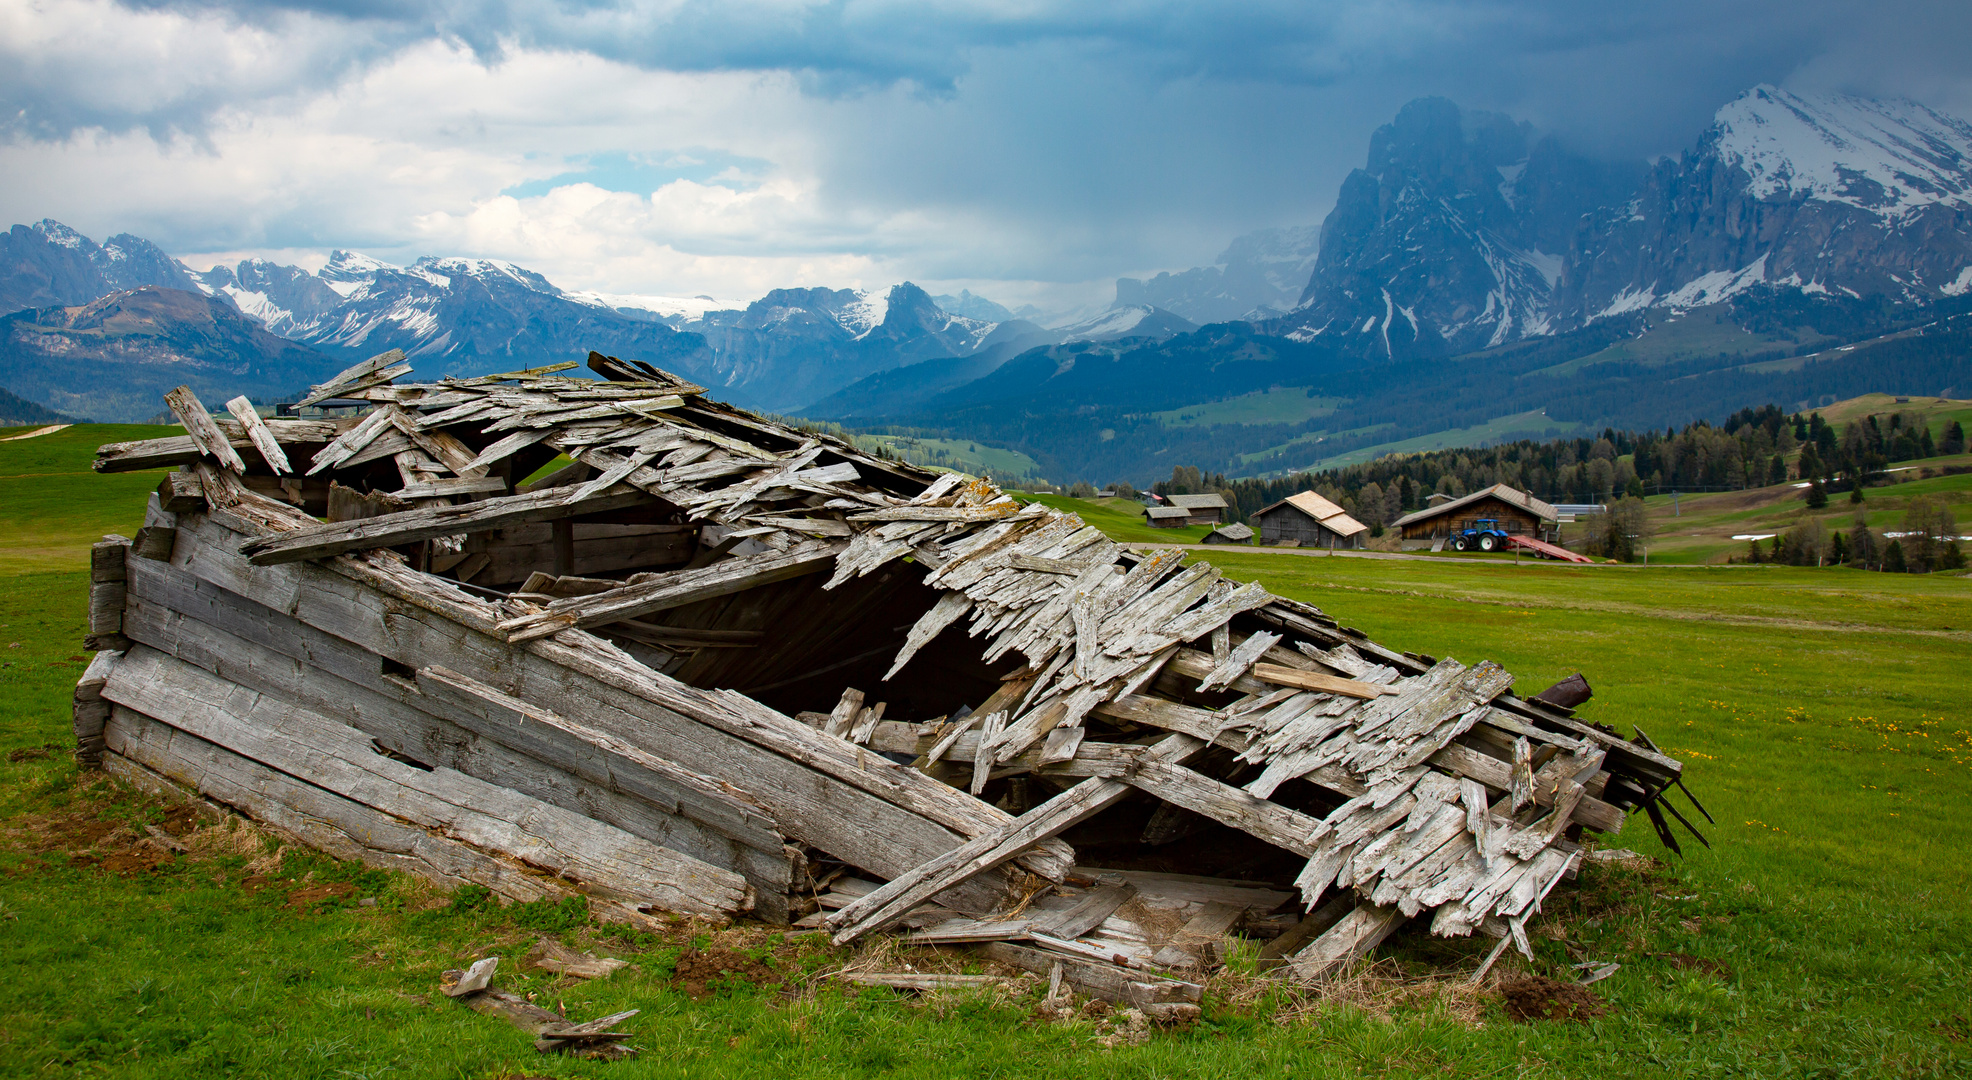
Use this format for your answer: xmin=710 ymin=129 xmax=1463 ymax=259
xmin=76 ymin=348 xmax=1695 ymax=1016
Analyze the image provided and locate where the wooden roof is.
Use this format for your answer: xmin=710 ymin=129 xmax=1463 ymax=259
xmin=1165 ymin=493 xmax=1228 ymax=510
xmin=1254 ymin=491 xmax=1369 ymax=537
xmin=1391 ymin=483 xmax=1559 ymax=528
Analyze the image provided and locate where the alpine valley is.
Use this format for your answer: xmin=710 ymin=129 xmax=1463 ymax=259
xmin=5 ymin=85 xmax=1972 ymax=484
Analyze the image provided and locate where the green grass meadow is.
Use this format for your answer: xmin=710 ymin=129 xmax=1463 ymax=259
xmin=0 ymin=427 xmax=1966 ymax=1077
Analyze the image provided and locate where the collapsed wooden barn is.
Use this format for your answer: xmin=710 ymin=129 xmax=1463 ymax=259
xmin=72 ymin=350 xmax=1696 ymax=1010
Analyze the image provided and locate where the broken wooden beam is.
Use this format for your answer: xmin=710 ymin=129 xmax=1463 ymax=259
xmin=238 ymin=483 xmax=657 ymax=564
xmin=495 ymin=540 xmax=843 ymax=643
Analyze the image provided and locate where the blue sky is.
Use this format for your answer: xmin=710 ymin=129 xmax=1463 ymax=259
xmin=3 ymin=0 xmax=1970 ymax=309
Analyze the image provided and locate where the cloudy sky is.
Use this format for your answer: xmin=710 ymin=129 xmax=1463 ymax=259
xmin=4 ymin=0 xmax=1970 ymax=310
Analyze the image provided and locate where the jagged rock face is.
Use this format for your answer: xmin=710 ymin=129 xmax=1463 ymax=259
xmin=0 ymin=220 xmax=201 ymax=314
xmin=683 ymin=282 xmax=1004 ymax=412
xmin=197 ymin=259 xmax=348 ymax=338
xmin=1285 ymin=99 xmax=1635 ymax=359
xmin=1563 ymin=87 xmax=1972 ymax=316
xmin=284 ymin=255 xmax=707 ymax=378
xmin=1115 ymin=225 xmax=1321 ymax=325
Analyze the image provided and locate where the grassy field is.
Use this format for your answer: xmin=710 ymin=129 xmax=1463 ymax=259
xmin=858 ymin=434 xmax=1046 ymax=483
xmin=0 ymin=427 xmax=1966 ymax=1077
xmin=1153 ymin=390 xmax=1344 ymax=428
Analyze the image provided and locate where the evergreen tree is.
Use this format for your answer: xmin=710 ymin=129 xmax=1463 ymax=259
xmin=1940 ymin=540 xmax=1966 ymax=571
xmin=1797 ymin=443 xmax=1822 ymax=481
xmin=1625 ymin=476 xmax=1644 ymax=499
xmin=1883 ymin=539 xmax=1906 ymax=573
xmin=1920 ymin=427 xmax=1936 ymax=459
xmin=1830 ymin=532 xmax=1847 ymax=565
xmin=1806 ymin=480 xmax=1828 ymax=508
xmin=1943 ymin=420 xmax=1967 ymax=456
xmin=1847 ymin=517 xmax=1876 ymax=568
xmin=1748 ymin=539 xmax=1764 ymax=564
xmin=1850 ymin=484 xmax=1865 ymax=505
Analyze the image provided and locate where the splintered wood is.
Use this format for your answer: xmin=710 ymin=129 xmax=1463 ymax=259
xmin=80 ymin=349 xmax=1693 ymax=1007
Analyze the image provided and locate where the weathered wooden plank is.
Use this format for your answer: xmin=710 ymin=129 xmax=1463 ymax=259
xmin=829 ymin=734 xmax=1204 ymax=944
xmin=116 ymin=571 xmax=798 ymax=915
xmin=101 ymin=644 xmax=752 ymax=918
xmin=239 ymin=483 xmax=656 ymax=564
xmin=298 ymin=349 xmax=410 ymax=407
xmin=224 ymin=397 xmax=292 ymax=474
xmin=72 ymin=649 xmax=119 ymax=764
xmin=167 ymin=509 xmax=1051 ymax=911
xmin=497 ymin=540 xmax=842 ymax=642
xmin=1150 ymin=901 xmax=1243 ymax=968
xmin=976 ymin=941 xmax=1201 ymax=1007
xmin=94 ymin=420 xmax=343 ymax=474
xmin=132 ymin=526 xmax=176 ymax=561
xmin=1196 ymin=631 xmax=1280 ymax=692
xmin=156 ymin=472 xmax=207 ymax=513
xmin=1119 ymin=759 xmax=1323 ymax=858
xmin=1252 ymin=663 xmax=1399 ymax=700
xmin=394 ymin=476 xmax=509 ymax=499
xmin=163 ymin=386 xmax=249 ymax=474
xmin=1032 ymin=883 xmax=1136 ymax=940
xmin=1286 ymin=902 xmax=1406 ymax=981
xmin=103 ymin=708 xmax=575 ymax=906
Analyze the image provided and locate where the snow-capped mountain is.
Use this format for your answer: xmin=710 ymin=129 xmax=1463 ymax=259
xmin=1052 ymin=304 xmax=1197 ymax=343
xmin=1115 ymin=225 xmax=1322 ymax=324
xmin=680 ymin=283 xmax=1030 ymax=412
xmin=0 ymin=219 xmax=203 ymax=313
xmin=1279 ymin=98 xmax=1639 ymax=358
xmin=1562 ymin=86 xmax=1972 ymax=318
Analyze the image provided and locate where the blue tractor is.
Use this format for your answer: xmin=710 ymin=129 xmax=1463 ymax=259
xmin=1450 ymin=518 xmax=1512 ymax=552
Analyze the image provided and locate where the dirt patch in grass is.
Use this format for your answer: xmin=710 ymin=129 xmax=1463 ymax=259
xmin=1497 ymin=975 xmax=1607 ymax=1023
xmin=1652 ymin=952 xmax=1734 ymax=981
xmin=673 ymin=946 xmax=784 ymax=998
xmin=287 ymin=882 xmax=359 ymax=911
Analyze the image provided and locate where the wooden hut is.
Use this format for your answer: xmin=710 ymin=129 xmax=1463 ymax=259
xmin=1392 ymin=484 xmax=1558 ymax=546
xmin=1143 ymin=505 xmax=1191 ymax=528
xmin=71 ymin=350 xmax=1690 ymax=1010
xmin=1202 ymin=522 xmax=1253 ymax=545
xmin=1252 ymin=492 xmax=1368 ymax=549
xmin=1164 ymin=493 xmax=1227 ymax=526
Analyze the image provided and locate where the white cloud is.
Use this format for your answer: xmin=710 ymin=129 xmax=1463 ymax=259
xmin=5 ymin=0 xmax=1972 ymax=309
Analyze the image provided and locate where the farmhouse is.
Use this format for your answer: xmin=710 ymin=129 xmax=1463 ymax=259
xmin=1392 ymin=484 xmax=1560 ymax=547
xmin=1143 ymin=505 xmax=1192 ymax=528
xmin=1164 ymin=493 xmax=1228 ymax=526
xmin=1252 ymin=492 xmax=1369 ymax=549
xmin=72 ymin=350 xmax=1689 ymax=1008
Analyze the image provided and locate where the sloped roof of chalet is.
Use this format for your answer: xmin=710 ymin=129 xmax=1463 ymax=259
xmin=1207 ymin=522 xmax=1254 ymax=541
xmin=1165 ymin=493 xmax=1228 ymax=510
xmin=1392 ymin=483 xmax=1558 ymax=528
xmin=1255 ymin=491 xmax=1369 ymax=538
xmin=1144 ymin=505 xmax=1192 ymax=520
xmin=97 ymin=348 xmax=1683 ymax=952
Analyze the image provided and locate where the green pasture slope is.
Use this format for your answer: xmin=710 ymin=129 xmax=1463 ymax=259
xmin=0 ymin=429 xmax=1966 ymax=1078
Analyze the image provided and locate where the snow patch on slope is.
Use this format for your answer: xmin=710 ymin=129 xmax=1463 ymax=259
xmin=1713 ymin=85 xmax=1972 ymax=218
xmin=838 ymin=287 xmax=892 ymax=337
xmin=1941 ymin=267 xmax=1972 ymax=297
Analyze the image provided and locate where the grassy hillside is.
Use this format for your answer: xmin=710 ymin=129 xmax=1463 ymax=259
xmin=1015 ymin=492 xmax=1218 ymax=544
xmin=1629 ymin=460 xmax=1972 ymax=564
xmin=1154 ymin=390 xmax=1343 ymax=428
xmin=0 ymin=435 xmax=1965 ymax=1077
xmin=0 ymin=424 xmax=178 ymax=573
